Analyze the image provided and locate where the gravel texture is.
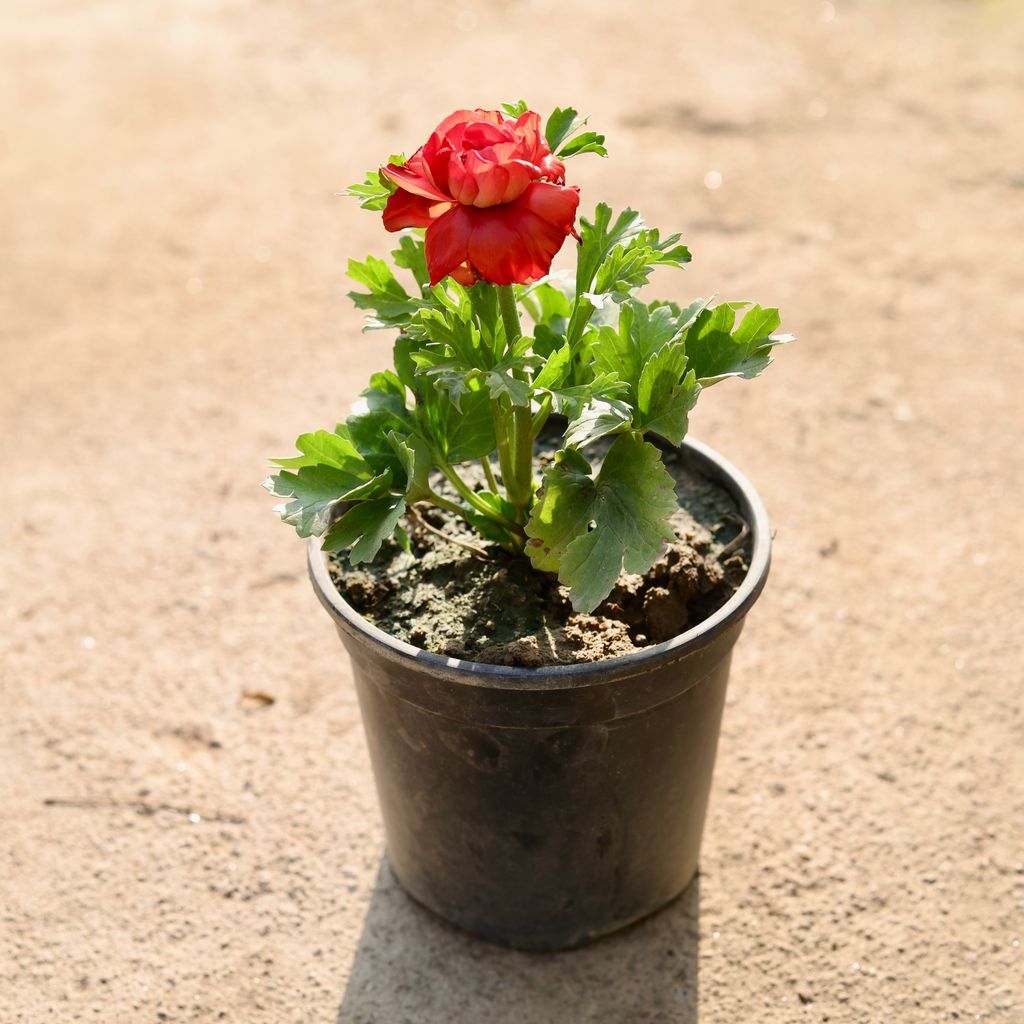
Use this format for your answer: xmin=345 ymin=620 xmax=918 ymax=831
xmin=2 ymin=1 xmax=1023 ymax=1021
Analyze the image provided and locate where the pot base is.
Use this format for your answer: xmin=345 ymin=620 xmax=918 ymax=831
xmin=392 ymin=857 xmax=698 ymax=952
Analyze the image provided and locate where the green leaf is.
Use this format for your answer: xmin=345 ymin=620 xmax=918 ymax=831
xmin=525 ymin=434 xmax=678 ymax=612
xmin=347 ymin=255 xmax=422 ymax=329
xmin=545 ymin=107 xmax=587 ymax=152
xmin=269 ymin=429 xmax=363 ymax=470
xmin=445 ymin=388 xmax=497 ymax=462
xmin=344 ymin=167 xmax=397 ymax=212
xmin=391 ymin=234 xmax=430 ymax=292
xmin=345 ymin=386 xmax=410 ymax=476
xmin=567 ymin=205 xmax=647 ymax=347
xmin=264 ymin=465 xmax=391 ymax=538
xmin=637 ymin=355 xmax=699 ymax=446
xmin=501 ymin=99 xmax=529 ymax=117
xmin=532 ymin=342 xmax=573 ymax=391
xmin=575 ymin=205 xmax=646 ymax=298
xmin=558 ymin=131 xmax=607 ymax=159
xmin=415 ymin=384 xmax=496 ymax=465
xmin=417 ymin=303 xmax=491 ymax=370
xmin=684 ymin=303 xmax=789 ymax=384
xmin=393 ymin=335 xmax=418 ymax=391
xmin=594 ymin=228 xmax=691 ymax=297
xmin=462 ymin=490 xmax=519 ymax=545
xmin=485 ymin=369 xmax=531 ymax=407
xmin=386 ymin=431 xmax=432 ymax=501
xmin=520 ymin=280 xmax=573 ymax=327
xmin=545 ymin=108 xmax=607 ymax=159
xmin=591 ymin=301 xmax=681 ymax=393
xmin=322 ymin=495 xmax=406 ymax=563
xmin=563 ymin=397 xmax=633 ymax=449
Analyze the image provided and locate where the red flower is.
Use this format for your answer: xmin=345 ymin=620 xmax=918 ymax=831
xmin=381 ymin=109 xmax=580 ymax=287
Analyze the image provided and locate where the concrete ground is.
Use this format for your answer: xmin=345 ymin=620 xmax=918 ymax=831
xmin=2 ymin=0 xmax=1023 ymax=1020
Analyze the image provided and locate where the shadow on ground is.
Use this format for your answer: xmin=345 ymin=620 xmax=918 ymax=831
xmin=337 ymin=857 xmax=700 ymax=1023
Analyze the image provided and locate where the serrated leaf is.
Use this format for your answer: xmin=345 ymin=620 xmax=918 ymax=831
xmin=637 ymin=357 xmax=699 ymax=446
xmin=348 ymin=255 xmax=422 ymax=329
xmin=485 ymin=369 xmax=531 ymax=407
xmin=270 ymin=429 xmax=363 ymax=470
xmin=416 ymin=384 xmax=496 ymax=465
xmin=386 ymin=431 xmax=432 ymax=501
xmin=321 ymin=495 xmax=406 ymax=563
xmin=533 ymin=342 xmax=572 ymax=391
xmin=563 ymin=397 xmax=632 ymax=449
xmin=344 ymin=167 xmax=397 ymax=212
xmin=501 ymin=99 xmax=529 ymax=117
xmin=446 ymin=388 xmax=497 ymax=461
xmin=684 ymin=303 xmax=788 ymax=384
xmin=591 ymin=301 xmax=681 ymax=394
xmin=545 ymin=107 xmax=587 ymax=152
xmin=520 ymin=280 xmax=573 ymax=327
xmin=345 ymin=387 xmax=410 ymax=476
xmin=391 ymin=234 xmax=430 ymax=292
xmin=558 ymin=131 xmax=607 ymax=159
xmin=567 ymin=205 xmax=646 ymax=347
xmin=525 ymin=434 xmax=678 ymax=612
xmin=594 ymin=228 xmax=691 ymax=297
xmin=264 ymin=465 xmax=391 ymax=538
xmin=575 ymin=204 xmax=646 ymax=298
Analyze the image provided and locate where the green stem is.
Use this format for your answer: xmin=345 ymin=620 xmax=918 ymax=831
xmin=530 ymin=393 xmax=553 ymax=440
xmin=437 ymin=460 xmax=523 ymax=536
xmin=480 ymin=456 xmax=499 ymax=493
xmin=496 ymin=284 xmax=523 ymax=354
xmin=492 ymin=398 xmax=518 ymax=502
xmin=422 ymin=492 xmax=521 ymax=554
xmin=512 ymin=407 xmax=534 ymax=524
xmin=495 ymin=285 xmax=536 ymax=530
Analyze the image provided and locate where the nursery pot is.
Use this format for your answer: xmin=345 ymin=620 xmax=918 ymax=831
xmin=307 ymin=437 xmax=771 ymax=951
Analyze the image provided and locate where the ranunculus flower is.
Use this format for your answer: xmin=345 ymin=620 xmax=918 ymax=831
xmin=380 ymin=109 xmax=580 ymax=287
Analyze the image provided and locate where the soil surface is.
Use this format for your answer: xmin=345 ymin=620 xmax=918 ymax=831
xmin=331 ymin=447 xmax=749 ymax=666
xmin=3 ymin=2 xmax=1024 ymax=1022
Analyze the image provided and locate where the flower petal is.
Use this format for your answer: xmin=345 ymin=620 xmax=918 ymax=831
xmin=431 ymin=108 xmax=504 ymax=138
xmin=515 ymin=180 xmax=581 ymax=227
xmin=424 ymin=205 xmax=475 ymax=285
xmin=381 ymin=157 xmax=450 ymax=202
xmin=382 ymin=188 xmax=452 ymax=231
xmin=464 ymin=184 xmax=580 ymax=286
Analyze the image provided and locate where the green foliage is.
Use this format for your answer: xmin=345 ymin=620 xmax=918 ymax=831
xmin=544 ymin=107 xmax=608 ymax=159
xmin=347 ymin=255 xmax=422 ymax=329
xmin=344 ymin=155 xmax=405 ymax=211
xmin=269 ymin=105 xmax=791 ymax=614
xmin=501 ymin=99 xmax=530 ymax=117
xmin=322 ymin=496 xmax=406 ymax=563
xmin=525 ymin=435 xmax=678 ymax=613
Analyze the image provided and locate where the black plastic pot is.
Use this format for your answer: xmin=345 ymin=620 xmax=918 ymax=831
xmin=308 ymin=437 xmax=771 ymax=951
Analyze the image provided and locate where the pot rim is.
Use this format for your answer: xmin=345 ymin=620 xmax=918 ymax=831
xmin=307 ymin=436 xmax=771 ymax=689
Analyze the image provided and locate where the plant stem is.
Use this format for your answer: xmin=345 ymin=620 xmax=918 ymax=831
xmin=496 ymin=284 xmax=523 ymax=353
xmin=512 ymin=407 xmax=534 ymax=523
xmin=492 ymin=398 xmax=518 ymax=501
xmin=437 ymin=460 xmax=523 ymax=536
xmin=480 ymin=456 xmax=499 ymax=493
xmin=530 ymin=393 xmax=552 ymax=439
xmin=495 ymin=284 xmax=535 ymax=531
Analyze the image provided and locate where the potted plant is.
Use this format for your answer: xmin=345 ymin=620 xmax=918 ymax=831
xmin=265 ymin=103 xmax=790 ymax=950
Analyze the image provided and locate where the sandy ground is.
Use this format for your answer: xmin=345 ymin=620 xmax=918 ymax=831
xmin=2 ymin=0 xmax=1023 ymax=1020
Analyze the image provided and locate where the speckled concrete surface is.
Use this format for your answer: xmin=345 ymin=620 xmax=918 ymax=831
xmin=2 ymin=1 xmax=1023 ymax=1020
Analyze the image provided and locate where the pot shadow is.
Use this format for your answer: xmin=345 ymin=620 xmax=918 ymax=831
xmin=336 ymin=856 xmax=700 ymax=1023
